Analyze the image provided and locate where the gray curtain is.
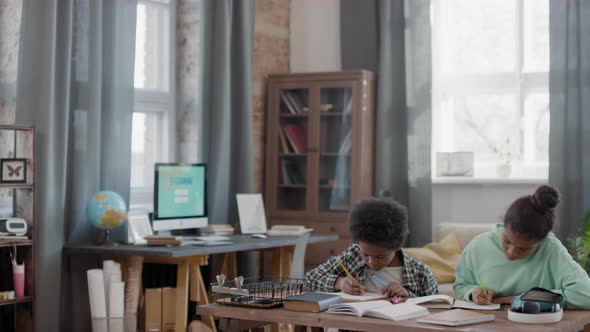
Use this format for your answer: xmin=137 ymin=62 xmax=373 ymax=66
xmin=549 ymin=0 xmax=590 ymax=238
xmin=341 ymin=0 xmax=432 ymax=245
xmin=195 ymin=0 xmax=255 ymax=273
xmin=15 ymin=0 xmax=136 ymax=330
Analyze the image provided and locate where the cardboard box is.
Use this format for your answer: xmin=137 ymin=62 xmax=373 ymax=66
xmin=162 ymin=287 xmax=176 ymax=332
xmin=145 ymin=288 xmax=162 ymax=332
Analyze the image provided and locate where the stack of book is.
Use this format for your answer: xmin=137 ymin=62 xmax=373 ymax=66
xmin=201 ymin=224 xmax=234 ymax=236
xmin=267 ymin=225 xmax=312 ymax=236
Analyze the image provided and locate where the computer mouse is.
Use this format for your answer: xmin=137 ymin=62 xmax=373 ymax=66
xmin=250 ymin=234 xmax=267 ymax=239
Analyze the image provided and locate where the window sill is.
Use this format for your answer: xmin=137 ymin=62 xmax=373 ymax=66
xmin=432 ymin=177 xmax=548 ymax=185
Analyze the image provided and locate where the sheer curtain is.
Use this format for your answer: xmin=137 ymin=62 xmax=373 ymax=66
xmin=549 ymin=0 xmax=590 ymax=237
xmin=16 ymin=0 xmax=137 ymax=329
xmin=341 ymin=0 xmax=432 ymax=245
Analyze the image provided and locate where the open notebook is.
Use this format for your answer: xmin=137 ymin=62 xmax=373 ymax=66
xmin=406 ymin=295 xmax=501 ymax=310
xmin=319 ymin=291 xmax=387 ymax=302
xmin=417 ymin=309 xmax=495 ymax=326
xmin=326 ymin=300 xmax=429 ymax=321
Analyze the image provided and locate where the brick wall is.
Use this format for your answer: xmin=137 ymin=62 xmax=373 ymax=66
xmin=253 ymin=0 xmax=290 ymax=192
xmin=0 ymin=0 xmax=22 ymax=124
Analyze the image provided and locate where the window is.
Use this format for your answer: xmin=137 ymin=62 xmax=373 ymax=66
xmin=130 ymin=0 xmax=175 ymax=210
xmin=432 ymin=0 xmax=549 ymax=180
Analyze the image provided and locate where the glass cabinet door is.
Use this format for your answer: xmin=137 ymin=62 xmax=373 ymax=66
xmin=318 ymin=87 xmax=353 ymax=212
xmin=276 ymin=88 xmax=309 ymax=211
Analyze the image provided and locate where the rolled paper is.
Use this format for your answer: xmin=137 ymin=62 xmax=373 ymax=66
xmin=109 ymin=281 xmax=125 ymax=318
xmin=87 ymin=269 xmax=107 ymax=318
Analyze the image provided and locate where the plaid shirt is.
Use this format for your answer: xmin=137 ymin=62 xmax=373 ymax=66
xmin=304 ymin=243 xmax=438 ymax=297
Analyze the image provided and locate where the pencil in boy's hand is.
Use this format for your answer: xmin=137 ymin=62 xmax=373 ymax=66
xmin=338 ymin=259 xmax=359 ymax=284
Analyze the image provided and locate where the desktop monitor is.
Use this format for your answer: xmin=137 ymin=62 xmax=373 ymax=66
xmin=153 ymin=163 xmax=208 ymax=231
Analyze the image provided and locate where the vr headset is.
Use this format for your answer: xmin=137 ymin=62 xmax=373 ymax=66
xmin=511 ymin=287 xmax=564 ymax=313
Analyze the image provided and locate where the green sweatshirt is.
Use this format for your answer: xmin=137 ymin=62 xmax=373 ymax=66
xmin=454 ymin=225 xmax=590 ymax=309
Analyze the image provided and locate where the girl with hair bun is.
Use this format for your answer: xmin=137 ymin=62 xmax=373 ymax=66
xmin=454 ymin=185 xmax=590 ymax=309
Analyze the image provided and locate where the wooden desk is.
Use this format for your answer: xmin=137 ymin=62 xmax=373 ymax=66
xmin=197 ymin=304 xmax=590 ymax=332
xmin=63 ymin=234 xmax=338 ymax=332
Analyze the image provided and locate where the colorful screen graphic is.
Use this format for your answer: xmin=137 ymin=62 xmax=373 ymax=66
xmin=156 ymin=165 xmax=205 ymax=218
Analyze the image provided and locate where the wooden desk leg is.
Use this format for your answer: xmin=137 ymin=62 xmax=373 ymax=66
xmin=270 ymin=246 xmax=295 ymax=332
xmin=193 ymin=263 xmax=217 ymax=332
xmin=176 ymin=260 xmax=190 ymax=332
xmin=270 ymin=246 xmax=294 ymax=279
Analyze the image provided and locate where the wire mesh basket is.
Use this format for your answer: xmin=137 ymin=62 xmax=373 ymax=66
xmin=211 ymin=274 xmax=309 ymax=309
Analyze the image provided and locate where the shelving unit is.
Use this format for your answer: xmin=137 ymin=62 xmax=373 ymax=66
xmin=0 ymin=125 xmax=35 ymax=332
xmin=265 ymin=71 xmax=375 ymax=269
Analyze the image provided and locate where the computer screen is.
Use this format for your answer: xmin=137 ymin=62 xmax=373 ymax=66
xmin=153 ymin=163 xmax=208 ymax=231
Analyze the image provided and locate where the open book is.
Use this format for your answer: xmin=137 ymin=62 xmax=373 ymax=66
xmin=319 ymin=291 xmax=387 ymax=302
xmin=406 ymin=295 xmax=501 ymax=310
xmin=327 ymin=300 xmax=429 ymax=321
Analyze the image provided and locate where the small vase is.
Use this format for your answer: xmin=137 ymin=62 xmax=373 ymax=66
xmin=497 ymin=163 xmax=512 ymax=178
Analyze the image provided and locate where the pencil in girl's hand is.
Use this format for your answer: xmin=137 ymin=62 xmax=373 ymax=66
xmin=338 ymin=259 xmax=358 ymax=284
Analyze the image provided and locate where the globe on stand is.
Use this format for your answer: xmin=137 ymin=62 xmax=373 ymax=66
xmin=86 ymin=191 xmax=127 ymax=245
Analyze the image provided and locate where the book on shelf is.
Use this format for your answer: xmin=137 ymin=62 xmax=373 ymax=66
xmin=405 ymin=294 xmax=501 ymax=310
xmin=416 ymin=309 xmax=495 ymax=326
xmin=326 ymin=300 xmax=429 ymax=321
xmin=278 ymin=127 xmax=291 ymax=153
xmin=280 ymin=127 xmax=302 ymax=154
xmin=283 ymin=292 xmax=341 ymax=312
xmin=282 ymin=124 xmax=307 ymax=154
xmin=280 ymin=91 xmax=298 ymax=114
xmin=280 ymin=160 xmax=303 ymax=185
xmin=280 ymin=90 xmax=306 ymax=114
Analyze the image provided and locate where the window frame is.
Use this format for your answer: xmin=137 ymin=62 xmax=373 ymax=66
xmin=130 ymin=0 xmax=176 ymax=210
xmin=431 ymin=0 xmax=549 ymax=181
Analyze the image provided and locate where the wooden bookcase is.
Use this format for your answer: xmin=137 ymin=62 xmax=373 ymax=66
xmin=0 ymin=125 xmax=35 ymax=332
xmin=265 ymin=71 xmax=375 ymax=269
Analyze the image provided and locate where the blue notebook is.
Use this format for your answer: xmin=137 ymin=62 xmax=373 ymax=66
xmin=283 ymin=292 xmax=342 ymax=312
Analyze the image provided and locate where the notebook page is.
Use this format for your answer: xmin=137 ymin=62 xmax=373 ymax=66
xmin=452 ymin=299 xmax=501 ymax=310
xmin=327 ymin=300 xmax=391 ymax=317
xmin=406 ymin=295 xmax=454 ymax=306
xmin=364 ymin=303 xmax=429 ymax=321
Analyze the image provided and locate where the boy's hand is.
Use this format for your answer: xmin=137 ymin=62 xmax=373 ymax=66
xmin=381 ymin=281 xmax=409 ymax=298
xmin=471 ymin=287 xmax=494 ymax=305
xmin=336 ymin=276 xmax=365 ymax=295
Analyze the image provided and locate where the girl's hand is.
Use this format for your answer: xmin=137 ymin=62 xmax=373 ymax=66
xmin=336 ymin=276 xmax=365 ymax=295
xmin=471 ymin=287 xmax=494 ymax=305
xmin=381 ymin=281 xmax=409 ymax=298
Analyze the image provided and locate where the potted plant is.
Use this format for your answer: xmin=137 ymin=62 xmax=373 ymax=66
xmin=567 ymin=211 xmax=590 ymax=275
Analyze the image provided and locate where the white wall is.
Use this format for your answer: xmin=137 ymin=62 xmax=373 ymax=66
xmin=290 ymin=0 xmax=341 ymax=72
xmin=432 ymin=182 xmax=543 ymax=225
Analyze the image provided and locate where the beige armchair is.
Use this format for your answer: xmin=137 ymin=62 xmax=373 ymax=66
xmin=434 ymin=223 xmax=497 ymax=297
